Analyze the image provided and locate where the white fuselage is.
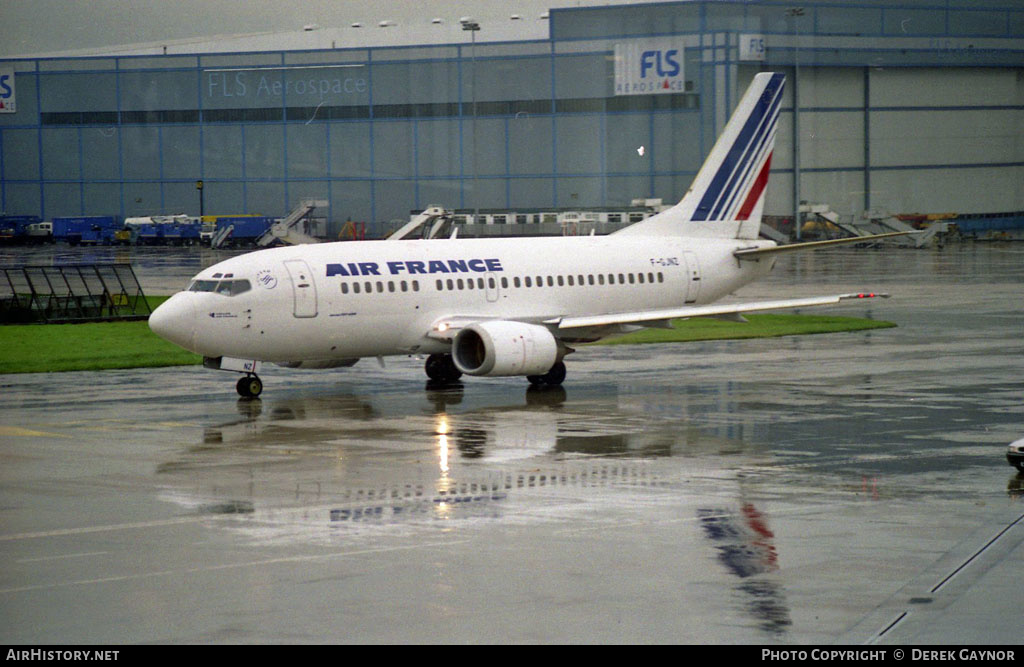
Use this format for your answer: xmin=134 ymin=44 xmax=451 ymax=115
xmin=150 ymin=234 xmax=775 ymax=364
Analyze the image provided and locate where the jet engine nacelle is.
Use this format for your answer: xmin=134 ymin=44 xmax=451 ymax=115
xmin=452 ymin=321 xmax=558 ymax=376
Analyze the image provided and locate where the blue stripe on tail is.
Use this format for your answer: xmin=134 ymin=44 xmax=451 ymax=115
xmin=692 ymin=73 xmax=785 ymax=222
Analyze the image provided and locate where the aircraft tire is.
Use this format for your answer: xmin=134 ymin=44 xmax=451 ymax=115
xmin=527 ymin=361 xmax=566 ymax=386
xmin=236 ymin=375 xmax=263 ymax=398
xmin=425 ymin=354 xmax=462 ymax=383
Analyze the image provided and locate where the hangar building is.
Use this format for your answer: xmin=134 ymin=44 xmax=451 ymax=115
xmin=1 ymin=0 xmax=1022 ymax=236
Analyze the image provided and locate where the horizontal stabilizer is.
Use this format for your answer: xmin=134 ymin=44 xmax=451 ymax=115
xmin=734 ymin=232 xmax=916 ymax=260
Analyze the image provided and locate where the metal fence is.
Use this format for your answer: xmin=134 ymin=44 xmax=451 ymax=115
xmin=1 ymin=264 xmax=150 ymax=324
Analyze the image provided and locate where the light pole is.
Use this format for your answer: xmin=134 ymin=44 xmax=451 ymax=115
xmin=461 ymin=18 xmax=480 ymax=220
xmin=786 ymin=7 xmax=804 ymax=241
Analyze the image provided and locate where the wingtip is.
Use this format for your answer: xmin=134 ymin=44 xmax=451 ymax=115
xmin=838 ymin=292 xmax=891 ymax=300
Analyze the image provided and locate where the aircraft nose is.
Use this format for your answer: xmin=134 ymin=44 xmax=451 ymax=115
xmin=149 ymin=293 xmax=196 ymax=352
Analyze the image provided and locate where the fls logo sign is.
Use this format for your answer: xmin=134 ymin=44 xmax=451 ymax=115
xmin=0 ymin=66 xmax=15 ymax=113
xmin=640 ymin=50 xmax=681 ymax=79
xmin=614 ymin=38 xmax=686 ymax=96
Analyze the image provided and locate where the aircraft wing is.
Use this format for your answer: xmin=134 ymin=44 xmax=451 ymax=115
xmin=548 ymin=292 xmax=888 ymax=330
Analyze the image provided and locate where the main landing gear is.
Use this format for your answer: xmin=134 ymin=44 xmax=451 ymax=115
xmin=425 ymin=353 xmax=463 ymax=384
xmin=236 ymin=374 xmax=263 ymax=398
xmin=424 ymin=354 xmax=567 ymax=387
xmin=527 ymin=361 xmax=566 ymax=387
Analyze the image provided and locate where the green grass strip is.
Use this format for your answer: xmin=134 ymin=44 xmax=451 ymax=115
xmin=592 ymin=313 xmax=895 ymax=346
xmin=0 ymin=320 xmax=201 ymax=374
xmin=0 ymin=296 xmax=200 ymax=374
xmin=0 ymin=310 xmax=893 ymax=375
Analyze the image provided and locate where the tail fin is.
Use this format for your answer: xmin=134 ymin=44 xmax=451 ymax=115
xmin=616 ymin=72 xmax=785 ymax=239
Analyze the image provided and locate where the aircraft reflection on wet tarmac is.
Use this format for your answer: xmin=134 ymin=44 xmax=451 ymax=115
xmin=158 ymin=383 xmax=704 ymax=520
xmin=699 ymin=505 xmax=792 ymax=637
xmin=152 ymin=381 xmax=796 ymax=635
xmin=185 ymin=381 xmax=744 ymax=459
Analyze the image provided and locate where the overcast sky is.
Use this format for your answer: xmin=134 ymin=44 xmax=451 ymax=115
xmin=0 ymin=0 xmax=656 ymax=57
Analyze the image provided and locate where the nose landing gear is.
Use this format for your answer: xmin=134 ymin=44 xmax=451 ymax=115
xmin=204 ymin=357 xmax=264 ymax=398
xmin=236 ymin=374 xmax=263 ymax=398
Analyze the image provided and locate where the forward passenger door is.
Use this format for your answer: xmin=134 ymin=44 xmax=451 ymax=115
xmin=283 ymin=259 xmax=318 ymax=318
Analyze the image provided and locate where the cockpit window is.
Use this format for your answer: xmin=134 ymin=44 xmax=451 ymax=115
xmin=188 ymin=280 xmax=219 ymax=292
xmin=188 ymin=279 xmax=251 ymax=296
xmin=229 ymin=280 xmax=251 ymax=296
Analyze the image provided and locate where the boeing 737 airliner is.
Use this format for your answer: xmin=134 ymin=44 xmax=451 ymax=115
xmin=149 ymin=73 xmax=899 ymax=397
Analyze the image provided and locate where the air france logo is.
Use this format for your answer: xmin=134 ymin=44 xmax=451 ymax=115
xmin=614 ymin=39 xmax=686 ymax=96
xmin=327 ymin=258 xmax=504 ymax=277
xmin=256 ymin=270 xmax=277 ymax=289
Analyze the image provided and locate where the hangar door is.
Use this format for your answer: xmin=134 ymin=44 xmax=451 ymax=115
xmin=283 ymin=259 xmax=318 ymax=318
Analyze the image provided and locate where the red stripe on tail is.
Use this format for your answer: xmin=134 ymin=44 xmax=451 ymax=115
xmin=735 ymin=152 xmax=773 ymax=221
